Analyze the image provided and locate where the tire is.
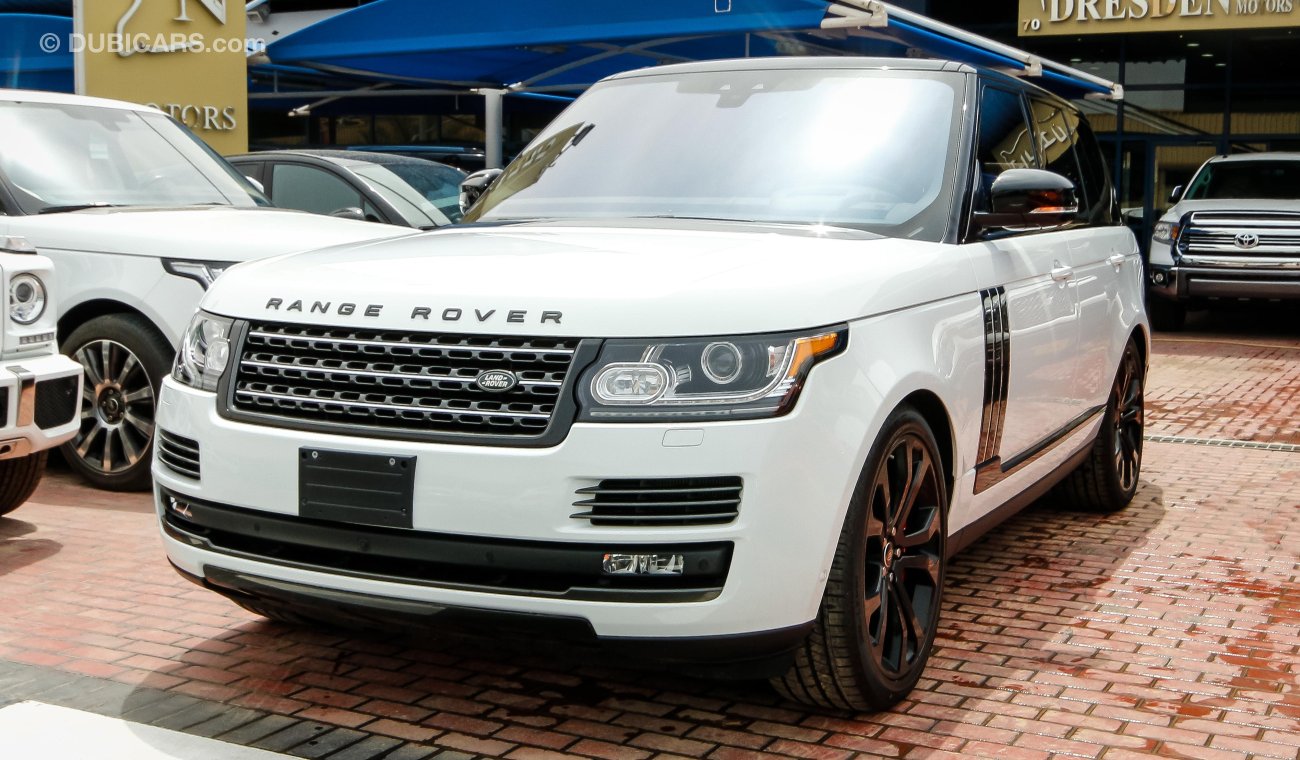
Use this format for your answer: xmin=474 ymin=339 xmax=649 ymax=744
xmin=0 ymin=451 xmax=48 ymax=516
xmin=1148 ymin=298 xmax=1186 ymax=332
xmin=60 ymin=314 xmax=172 ymax=491
xmin=772 ymin=406 xmax=947 ymax=711
xmin=1053 ymin=339 xmax=1144 ymax=513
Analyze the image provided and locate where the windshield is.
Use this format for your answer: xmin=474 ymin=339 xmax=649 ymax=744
xmin=375 ymin=162 xmax=466 ymax=222
xmin=467 ymin=68 xmax=963 ymax=240
xmin=352 ymin=163 xmax=456 ymax=228
xmin=0 ymin=101 xmax=266 ymax=214
xmin=1185 ymin=160 xmax=1300 ymax=200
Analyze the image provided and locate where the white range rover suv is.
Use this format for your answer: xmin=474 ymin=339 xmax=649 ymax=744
xmin=0 ymin=237 xmax=82 ymax=515
xmin=0 ymin=89 xmax=413 ymax=491
xmin=155 ymin=58 xmax=1147 ymax=710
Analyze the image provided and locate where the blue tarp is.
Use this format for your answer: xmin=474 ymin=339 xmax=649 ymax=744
xmin=265 ymin=0 xmax=1113 ymax=99
xmin=0 ymin=12 xmax=72 ymax=91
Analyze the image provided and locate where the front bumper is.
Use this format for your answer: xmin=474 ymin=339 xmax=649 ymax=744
xmin=154 ymin=351 xmax=872 ymax=646
xmin=1149 ymin=263 xmax=1300 ymax=301
xmin=0 ymin=352 xmax=82 ymax=459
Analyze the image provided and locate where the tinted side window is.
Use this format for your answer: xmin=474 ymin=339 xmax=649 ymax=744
xmin=975 ymin=86 xmax=1036 ymax=215
xmin=270 ymin=164 xmax=362 ymax=215
xmin=1070 ymin=116 xmax=1114 ymax=224
xmin=1029 ymin=98 xmax=1085 ymax=201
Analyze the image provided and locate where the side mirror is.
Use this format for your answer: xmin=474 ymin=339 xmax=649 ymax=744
xmin=1168 ymin=185 xmax=1184 ymax=204
xmin=973 ymin=168 xmax=1078 ymax=233
xmin=460 ymin=168 xmax=504 ymax=215
xmin=245 ymin=176 xmax=265 ymax=194
xmin=329 ymin=206 xmax=368 ymax=221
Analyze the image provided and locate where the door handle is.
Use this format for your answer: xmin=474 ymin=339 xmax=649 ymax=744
xmin=1108 ymin=252 xmax=1127 ymax=268
xmin=1051 ymin=265 xmax=1073 ymax=282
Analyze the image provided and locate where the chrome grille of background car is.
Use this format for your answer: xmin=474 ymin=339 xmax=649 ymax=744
xmin=231 ymin=322 xmax=578 ymax=438
xmin=1178 ymin=211 xmax=1300 ymax=259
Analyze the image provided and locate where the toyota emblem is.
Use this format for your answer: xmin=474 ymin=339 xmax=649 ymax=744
xmin=474 ymin=369 xmax=519 ymax=393
xmin=1235 ymin=233 xmax=1260 ymax=249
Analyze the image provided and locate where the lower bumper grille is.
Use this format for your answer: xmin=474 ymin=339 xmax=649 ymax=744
xmin=572 ymin=477 xmax=744 ymax=526
xmin=34 ymin=375 xmax=78 ymax=430
xmin=161 ymin=489 xmax=731 ymax=602
xmin=157 ymin=430 xmax=201 ymax=479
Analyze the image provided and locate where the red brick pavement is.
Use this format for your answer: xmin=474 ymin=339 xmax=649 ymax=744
xmin=0 ymin=320 xmax=1297 ymax=759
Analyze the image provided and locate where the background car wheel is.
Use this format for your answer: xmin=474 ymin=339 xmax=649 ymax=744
xmin=1148 ymin=299 xmax=1186 ymax=332
xmin=0 ymin=451 xmax=49 ymax=517
xmin=60 ymin=314 xmax=172 ymax=491
xmin=772 ymin=406 xmax=947 ymax=710
xmin=1052 ymin=338 xmax=1145 ymax=513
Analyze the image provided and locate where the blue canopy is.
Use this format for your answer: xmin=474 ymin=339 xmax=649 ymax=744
xmin=265 ymin=0 xmax=1119 ymax=100
xmin=0 ymin=12 xmax=72 ymax=91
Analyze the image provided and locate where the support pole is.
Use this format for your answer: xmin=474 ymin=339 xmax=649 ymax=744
xmin=482 ymin=88 xmax=506 ymax=169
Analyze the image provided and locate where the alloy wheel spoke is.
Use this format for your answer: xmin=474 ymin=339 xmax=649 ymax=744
xmin=122 ymin=410 xmax=154 ymax=439
xmin=116 ymin=353 xmax=139 ymax=386
xmin=99 ymin=343 xmax=114 ymax=390
xmin=898 ymin=506 xmax=940 ymax=548
xmin=894 ymin=443 xmax=929 ymax=533
xmin=122 ymin=386 xmax=154 ymax=405
xmin=76 ymin=346 xmax=106 ymax=387
xmin=892 ymin=576 xmax=924 ymax=660
xmin=119 ymin=427 xmax=142 ymax=466
xmin=896 ymin=551 xmax=941 ymax=585
xmin=102 ymin=428 xmax=116 ymax=472
xmin=77 ymin=423 xmax=103 ymax=458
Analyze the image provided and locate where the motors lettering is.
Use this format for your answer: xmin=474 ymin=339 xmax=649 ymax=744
xmin=265 ymin=298 xmax=562 ymax=324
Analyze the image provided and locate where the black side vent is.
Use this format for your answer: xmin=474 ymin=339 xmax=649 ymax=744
xmin=572 ymin=477 xmax=743 ymax=527
xmin=0 ymin=387 xmax=8 ymax=427
xmin=34 ymin=375 xmax=78 ymax=430
xmin=157 ymin=430 xmax=201 ymax=479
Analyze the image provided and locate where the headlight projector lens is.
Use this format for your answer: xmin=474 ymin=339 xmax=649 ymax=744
xmin=701 ymin=341 xmax=743 ymax=384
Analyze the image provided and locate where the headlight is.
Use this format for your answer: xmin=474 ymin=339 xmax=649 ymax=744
xmin=1152 ymin=221 xmax=1179 ymax=244
xmin=163 ymin=259 xmax=233 ymax=290
xmin=174 ymin=311 xmax=233 ymax=392
xmin=578 ymin=326 xmax=846 ymax=421
xmin=9 ymin=273 xmax=47 ymax=325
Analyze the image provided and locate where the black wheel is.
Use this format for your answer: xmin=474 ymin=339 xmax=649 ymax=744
xmin=0 ymin=451 xmax=48 ymax=516
xmin=773 ymin=406 xmax=947 ymax=710
xmin=1053 ymin=339 xmax=1145 ymax=513
xmin=1148 ymin=298 xmax=1185 ymax=332
xmin=60 ymin=314 xmax=172 ymax=491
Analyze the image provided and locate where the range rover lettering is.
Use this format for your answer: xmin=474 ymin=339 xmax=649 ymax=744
xmin=154 ymin=59 xmax=1147 ymax=710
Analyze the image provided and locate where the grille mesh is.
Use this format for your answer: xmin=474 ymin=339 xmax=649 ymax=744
xmin=1180 ymin=211 xmax=1300 ymax=258
xmin=157 ymin=430 xmax=201 ymax=479
xmin=231 ymin=322 xmax=579 ymax=439
xmin=34 ymin=375 xmax=78 ymax=430
xmin=572 ymin=477 xmax=743 ymax=526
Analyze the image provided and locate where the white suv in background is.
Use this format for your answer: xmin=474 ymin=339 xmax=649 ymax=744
xmin=155 ymin=59 xmax=1147 ymax=710
xmin=1148 ymin=152 xmax=1300 ymax=330
xmin=0 ymin=89 xmax=413 ymax=490
xmin=0 ymin=237 xmax=82 ymax=516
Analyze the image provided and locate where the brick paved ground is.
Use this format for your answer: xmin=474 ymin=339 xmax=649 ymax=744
xmin=1 ymin=310 xmax=1297 ymax=759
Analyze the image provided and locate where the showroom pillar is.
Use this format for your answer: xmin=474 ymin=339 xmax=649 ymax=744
xmin=482 ymin=89 xmax=506 ymax=169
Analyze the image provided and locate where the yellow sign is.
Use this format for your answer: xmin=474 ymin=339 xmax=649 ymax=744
xmin=73 ymin=0 xmax=248 ymax=153
xmin=1019 ymin=0 xmax=1300 ymax=36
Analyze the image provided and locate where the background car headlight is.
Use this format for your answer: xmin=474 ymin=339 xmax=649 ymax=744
xmin=1152 ymin=221 xmax=1179 ymax=244
xmin=9 ymin=273 xmax=46 ymax=325
xmin=578 ymin=326 xmax=846 ymax=421
xmin=174 ymin=311 xmax=233 ymax=392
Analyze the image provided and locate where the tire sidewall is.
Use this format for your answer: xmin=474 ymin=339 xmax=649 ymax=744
xmin=60 ymin=314 xmax=172 ymax=491
xmin=843 ymin=406 xmax=948 ymax=703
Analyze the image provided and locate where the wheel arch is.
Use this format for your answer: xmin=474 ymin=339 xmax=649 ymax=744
xmin=897 ymin=389 xmax=956 ymax=505
xmin=59 ymin=300 xmax=169 ymax=350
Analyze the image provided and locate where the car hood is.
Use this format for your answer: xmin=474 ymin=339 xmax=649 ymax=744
xmin=1163 ymin=198 xmax=1300 ymax=221
xmin=9 ymin=205 xmax=414 ymax=261
xmin=203 ymin=220 xmax=976 ymax=337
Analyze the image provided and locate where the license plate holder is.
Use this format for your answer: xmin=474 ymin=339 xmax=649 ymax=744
xmin=299 ymin=448 xmax=416 ymax=529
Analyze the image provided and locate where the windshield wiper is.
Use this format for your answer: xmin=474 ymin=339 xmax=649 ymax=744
xmin=38 ymin=202 xmax=129 ymax=214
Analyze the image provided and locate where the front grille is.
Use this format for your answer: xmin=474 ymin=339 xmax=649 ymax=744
xmin=161 ymin=489 xmax=731 ymax=602
xmin=572 ymin=477 xmax=744 ymax=526
xmin=34 ymin=375 xmax=78 ymax=430
xmin=230 ymin=322 xmax=581 ymax=441
xmin=157 ymin=430 xmax=201 ymax=479
xmin=1179 ymin=211 xmax=1300 ymax=259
